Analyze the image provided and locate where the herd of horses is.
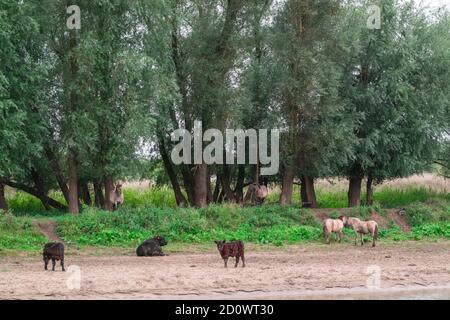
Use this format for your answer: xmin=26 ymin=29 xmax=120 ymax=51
xmin=323 ymin=215 xmax=379 ymax=247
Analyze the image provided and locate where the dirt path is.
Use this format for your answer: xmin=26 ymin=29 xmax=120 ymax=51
xmin=33 ymin=220 xmax=62 ymax=243
xmin=0 ymin=242 xmax=449 ymax=300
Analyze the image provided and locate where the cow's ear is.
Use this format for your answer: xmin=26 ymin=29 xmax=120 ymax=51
xmin=214 ymin=241 xmax=218 ymax=244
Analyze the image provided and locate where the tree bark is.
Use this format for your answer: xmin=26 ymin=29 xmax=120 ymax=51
xmin=207 ymin=172 xmax=213 ymax=205
xmin=68 ymin=155 xmax=79 ymax=214
xmin=158 ymin=137 xmax=188 ymax=207
xmin=93 ymin=178 xmax=105 ymax=208
xmin=213 ymin=176 xmax=221 ymax=203
xmin=44 ymin=146 xmax=70 ymax=204
xmin=301 ymin=176 xmax=317 ymax=208
xmin=104 ymin=176 xmax=115 ymax=212
xmin=304 ymin=176 xmax=317 ymax=208
xmin=0 ymin=182 xmax=7 ymax=211
xmin=194 ymin=164 xmax=208 ymax=208
xmin=78 ymin=180 xmax=92 ymax=206
xmin=366 ymin=174 xmax=374 ymax=206
xmin=300 ymin=177 xmax=308 ymax=205
xmin=221 ymin=165 xmax=236 ymax=203
xmin=1 ymin=179 xmax=66 ymax=211
xmin=31 ymin=168 xmax=50 ymax=211
xmin=235 ymin=165 xmax=246 ymax=203
xmin=280 ymin=166 xmax=295 ymax=205
xmin=348 ymin=176 xmax=362 ymax=207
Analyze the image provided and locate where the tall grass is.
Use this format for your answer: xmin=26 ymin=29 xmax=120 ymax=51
xmin=6 ymin=176 xmax=450 ymax=214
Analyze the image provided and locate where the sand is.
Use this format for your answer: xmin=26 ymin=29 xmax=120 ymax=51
xmin=0 ymin=242 xmax=449 ymax=300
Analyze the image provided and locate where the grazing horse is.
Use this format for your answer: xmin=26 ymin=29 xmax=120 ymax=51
xmin=322 ymin=218 xmax=345 ymax=244
xmin=340 ymin=216 xmax=378 ymax=247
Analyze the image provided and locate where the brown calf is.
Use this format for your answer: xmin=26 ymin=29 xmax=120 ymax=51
xmin=214 ymin=240 xmax=245 ymax=268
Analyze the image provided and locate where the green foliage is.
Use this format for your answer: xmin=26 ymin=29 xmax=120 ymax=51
xmin=0 ymin=213 xmax=46 ymax=252
xmin=404 ymin=202 xmax=450 ymax=227
xmin=1 ymin=200 xmax=449 ymax=253
xmin=55 ymin=205 xmax=324 ymax=247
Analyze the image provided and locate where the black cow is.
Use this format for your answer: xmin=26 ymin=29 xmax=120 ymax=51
xmin=136 ymin=236 xmax=167 ymax=257
xmin=43 ymin=242 xmax=65 ymax=272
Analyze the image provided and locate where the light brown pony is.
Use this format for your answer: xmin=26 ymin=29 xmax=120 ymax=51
xmin=340 ymin=215 xmax=378 ymax=247
xmin=110 ymin=183 xmax=124 ymax=211
xmin=322 ymin=218 xmax=345 ymax=244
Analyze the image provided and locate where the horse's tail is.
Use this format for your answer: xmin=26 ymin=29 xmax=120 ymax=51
xmin=374 ymin=224 xmax=379 ymax=240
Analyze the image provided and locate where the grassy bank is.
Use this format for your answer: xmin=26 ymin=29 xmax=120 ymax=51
xmin=1 ymin=201 xmax=449 ymax=254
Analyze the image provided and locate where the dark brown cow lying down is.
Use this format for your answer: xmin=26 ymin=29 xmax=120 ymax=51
xmin=136 ymin=236 xmax=167 ymax=257
xmin=43 ymin=242 xmax=65 ymax=272
xmin=214 ymin=240 xmax=245 ymax=268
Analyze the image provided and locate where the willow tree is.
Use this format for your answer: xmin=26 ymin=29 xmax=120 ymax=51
xmin=341 ymin=0 xmax=450 ymax=206
xmin=0 ymin=0 xmax=66 ymax=211
xmin=271 ymin=0 xmax=353 ymax=206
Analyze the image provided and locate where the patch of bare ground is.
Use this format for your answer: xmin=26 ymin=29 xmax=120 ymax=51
xmin=33 ymin=220 xmax=62 ymax=243
xmin=0 ymin=242 xmax=448 ymax=300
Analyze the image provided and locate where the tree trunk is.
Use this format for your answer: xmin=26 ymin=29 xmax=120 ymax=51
xmin=31 ymin=168 xmax=50 ymax=211
xmin=366 ymin=174 xmax=374 ymax=206
xmin=280 ymin=166 xmax=295 ymax=205
xmin=304 ymin=176 xmax=317 ymax=208
xmin=1 ymin=179 xmax=66 ymax=211
xmin=104 ymin=176 xmax=115 ymax=212
xmin=93 ymin=178 xmax=105 ymax=208
xmin=207 ymin=172 xmax=213 ymax=205
xmin=181 ymin=165 xmax=196 ymax=206
xmin=158 ymin=138 xmax=188 ymax=207
xmin=194 ymin=164 xmax=208 ymax=208
xmin=213 ymin=176 xmax=221 ymax=203
xmin=78 ymin=180 xmax=92 ymax=206
xmin=0 ymin=182 xmax=7 ymax=211
xmin=221 ymin=165 xmax=236 ymax=203
xmin=45 ymin=146 xmax=70 ymax=204
xmin=348 ymin=176 xmax=362 ymax=207
xmin=235 ymin=165 xmax=246 ymax=203
xmin=300 ymin=176 xmax=317 ymax=208
xmin=300 ymin=177 xmax=308 ymax=205
xmin=68 ymin=155 xmax=79 ymax=214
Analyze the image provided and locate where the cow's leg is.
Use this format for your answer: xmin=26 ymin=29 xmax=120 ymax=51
xmin=61 ymin=258 xmax=65 ymax=272
xmin=338 ymin=231 xmax=343 ymax=243
xmin=52 ymin=258 xmax=56 ymax=271
xmin=44 ymin=257 xmax=49 ymax=270
xmin=372 ymin=233 xmax=376 ymax=247
xmin=325 ymin=232 xmax=330 ymax=244
xmin=354 ymin=232 xmax=358 ymax=246
xmin=235 ymin=256 xmax=240 ymax=268
xmin=360 ymin=233 xmax=364 ymax=246
xmin=241 ymin=254 xmax=246 ymax=268
xmin=224 ymin=258 xmax=228 ymax=268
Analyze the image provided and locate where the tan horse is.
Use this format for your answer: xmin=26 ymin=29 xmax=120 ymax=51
xmin=340 ymin=216 xmax=378 ymax=247
xmin=110 ymin=183 xmax=124 ymax=211
xmin=322 ymin=218 xmax=345 ymax=244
